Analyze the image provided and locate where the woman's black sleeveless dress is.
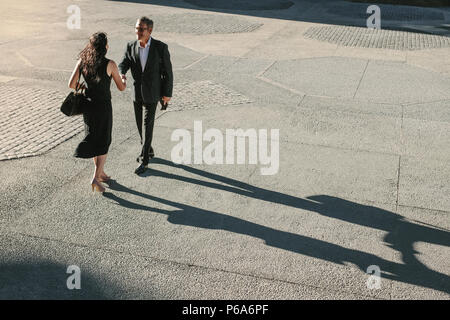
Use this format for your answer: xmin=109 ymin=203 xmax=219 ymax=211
xmin=74 ymin=58 xmax=112 ymax=158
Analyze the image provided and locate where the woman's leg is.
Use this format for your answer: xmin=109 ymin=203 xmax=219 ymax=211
xmin=93 ymin=156 xmax=98 ymax=179
xmin=91 ymin=155 xmax=106 ymax=192
xmin=93 ymin=154 xmax=110 ymax=182
xmin=96 ymin=154 xmax=107 ymax=179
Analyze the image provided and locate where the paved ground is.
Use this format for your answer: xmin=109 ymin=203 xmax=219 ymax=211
xmin=0 ymin=0 xmax=449 ymax=299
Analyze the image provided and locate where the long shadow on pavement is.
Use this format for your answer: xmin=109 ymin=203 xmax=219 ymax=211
xmin=103 ymin=158 xmax=450 ymax=295
xmin=0 ymin=260 xmax=113 ymax=299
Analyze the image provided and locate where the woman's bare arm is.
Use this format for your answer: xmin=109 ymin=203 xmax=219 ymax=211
xmin=68 ymin=59 xmax=82 ymax=89
xmin=108 ymin=60 xmax=126 ymax=91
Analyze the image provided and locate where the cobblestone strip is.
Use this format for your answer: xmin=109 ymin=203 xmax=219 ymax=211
xmin=304 ymin=26 xmax=450 ymax=50
xmin=0 ymin=86 xmax=83 ymax=160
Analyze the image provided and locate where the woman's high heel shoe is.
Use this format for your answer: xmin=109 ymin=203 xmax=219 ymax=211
xmin=91 ymin=179 xmax=105 ymax=193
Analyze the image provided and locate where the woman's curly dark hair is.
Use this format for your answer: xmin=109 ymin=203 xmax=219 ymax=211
xmin=78 ymin=32 xmax=108 ymax=82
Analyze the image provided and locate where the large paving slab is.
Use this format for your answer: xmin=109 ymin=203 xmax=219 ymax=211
xmin=355 ymin=60 xmax=450 ymax=104
xmin=402 ymin=117 xmax=450 ymax=161
xmin=406 ymin=48 xmax=450 ymax=75
xmin=398 ymin=156 xmax=450 ymax=213
xmin=403 ymin=99 xmax=450 ymax=123
xmin=241 ymin=21 xmax=340 ymax=60
xmin=263 ymin=57 xmax=368 ymax=98
xmin=247 ymin=141 xmax=399 ymax=205
xmin=334 ymin=46 xmax=407 ymax=62
xmin=157 ymin=97 xmax=403 ymax=155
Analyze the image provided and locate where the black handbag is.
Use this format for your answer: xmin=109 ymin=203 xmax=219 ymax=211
xmin=61 ymin=67 xmax=91 ymax=116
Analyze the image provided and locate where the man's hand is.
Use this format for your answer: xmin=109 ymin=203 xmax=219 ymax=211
xmin=160 ymin=96 xmax=171 ymax=110
xmin=162 ymin=96 xmax=171 ymax=104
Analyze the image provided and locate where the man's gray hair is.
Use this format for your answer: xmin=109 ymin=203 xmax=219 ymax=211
xmin=139 ymin=16 xmax=153 ymax=29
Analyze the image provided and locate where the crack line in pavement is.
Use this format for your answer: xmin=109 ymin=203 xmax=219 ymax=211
xmin=352 ymin=59 xmax=369 ymax=99
xmin=247 ymin=166 xmax=259 ymax=182
xmin=182 ymin=54 xmax=210 ymax=70
xmin=402 ymin=98 xmax=450 ymax=107
xmin=241 ymin=20 xmax=290 ymax=59
xmin=395 ymin=104 xmax=404 ymax=213
xmin=396 ymin=155 xmax=401 ymax=213
xmin=256 ymin=75 xmax=306 ymax=96
xmin=301 ymin=94 xmax=403 ymax=106
xmin=15 ymin=51 xmax=33 ymax=67
xmin=257 ymin=60 xmax=276 ymax=78
xmin=297 ymin=94 xmax=307 ymax=107
xmin=397 ymin=204 xmax=450 ymax=217
xmin=403 ymin=218 xmax=450 ymax=232
xmin=392 ymin=104 xmax=404 ymax=301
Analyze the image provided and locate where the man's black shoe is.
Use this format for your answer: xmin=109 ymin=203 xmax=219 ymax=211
xmin=137 ymin=150 xmax=154 ymax=163
xmin=134 ymin=163 xmax=148 ymax=175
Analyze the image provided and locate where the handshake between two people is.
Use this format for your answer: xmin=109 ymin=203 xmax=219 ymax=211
xmin=120 ymin=74 xmax=171 ymax=109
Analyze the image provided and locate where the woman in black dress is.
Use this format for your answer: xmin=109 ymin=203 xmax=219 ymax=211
xmin=68 ymin=32 xmax=126 ymax=192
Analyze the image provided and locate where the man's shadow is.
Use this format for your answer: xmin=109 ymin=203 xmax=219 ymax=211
xmin=103 ymin=158 xmax=450 ymax=294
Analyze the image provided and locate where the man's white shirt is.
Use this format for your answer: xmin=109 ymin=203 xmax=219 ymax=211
xmin=138 ymin=37 xmax=151 ymax=72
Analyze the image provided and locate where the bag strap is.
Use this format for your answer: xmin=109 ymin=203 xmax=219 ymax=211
xmin=75 ymin=65 xmax=86 ymax=93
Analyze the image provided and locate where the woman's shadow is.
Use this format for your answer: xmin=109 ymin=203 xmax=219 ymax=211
xmin=103 ymin=157 xmax=450 ymax=294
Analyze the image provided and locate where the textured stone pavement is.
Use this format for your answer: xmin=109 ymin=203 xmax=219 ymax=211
xmin=0 ymin=0 xmax=449 ymax=300
xmin=0 ymin=85 xmax=83 ymax=160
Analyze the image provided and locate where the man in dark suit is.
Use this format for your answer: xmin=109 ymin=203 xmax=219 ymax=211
xmin=119 ymin=16 xmax=173 ymax=175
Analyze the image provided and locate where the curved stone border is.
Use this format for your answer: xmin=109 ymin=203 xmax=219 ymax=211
xmin=304 ymin=26 xmax=450 ymax=50
xmin=120 ymin=13 xmax=263 ymax=35
xmin=184 ymin=0 xmax=294 ymax=10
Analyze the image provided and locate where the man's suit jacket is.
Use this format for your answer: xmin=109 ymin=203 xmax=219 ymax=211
xmin=118 ymin=38 xmax=173 ymax=104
